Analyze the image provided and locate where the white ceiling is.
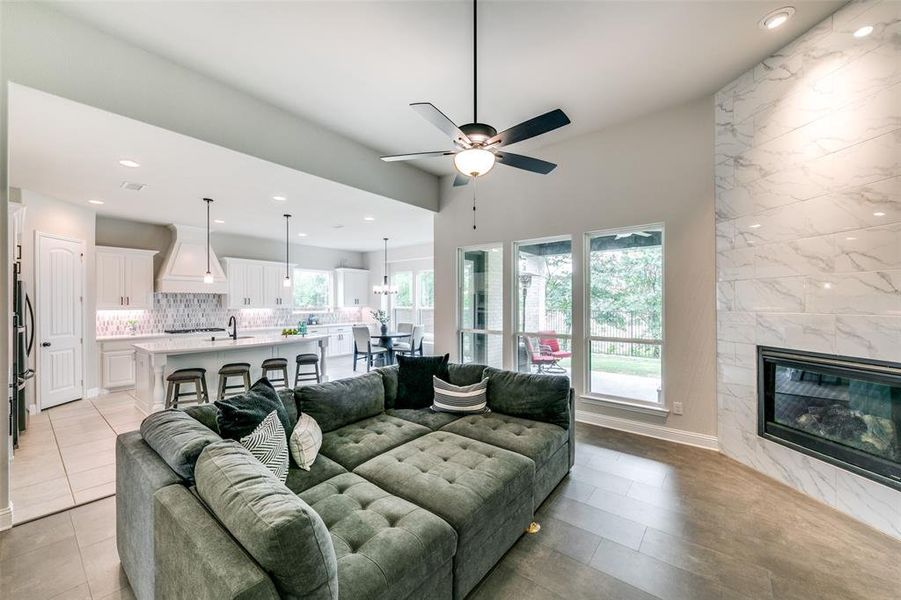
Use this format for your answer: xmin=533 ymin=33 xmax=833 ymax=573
xmin=51 ymin=0 xmax=844 ymax=175
xmin=9 ymin=84 xmax=435 ymax=252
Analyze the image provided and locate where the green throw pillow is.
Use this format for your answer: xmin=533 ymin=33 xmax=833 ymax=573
xmin=215 ymin=378 xmax=292 ymax=443
xmin=395 ymin=354 xmax=450 ymax=409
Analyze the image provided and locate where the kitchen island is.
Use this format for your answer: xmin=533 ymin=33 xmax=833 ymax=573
xmin=133 ymin=334 xmax=329 ymax=412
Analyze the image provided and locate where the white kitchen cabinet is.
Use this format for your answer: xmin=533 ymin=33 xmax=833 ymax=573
xmin=335 ymin=268 xmax=370 ymax=308
xmin=96 ymin=247 xmax=157 ymax=309
xmin=224 ymin=258 xmax=296 ymax=309
xmin=102 ymin=349 xmax=136 ymax=389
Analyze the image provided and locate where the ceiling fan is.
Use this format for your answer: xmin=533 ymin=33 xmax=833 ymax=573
xmin=380 ymin=0 xmax=571 ymax=186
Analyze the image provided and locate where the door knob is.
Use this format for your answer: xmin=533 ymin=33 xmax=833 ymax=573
xmin=41 ymin=342 xmax=51 ymax=347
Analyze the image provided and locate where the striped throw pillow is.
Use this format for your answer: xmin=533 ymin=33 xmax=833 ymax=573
xmin=289 ymin=413 xmax=322 ymax=471
xmin=239 ymin=411 xmax=289 ymax=483
xmin=431 ymin=376 xmax=490 ymax=414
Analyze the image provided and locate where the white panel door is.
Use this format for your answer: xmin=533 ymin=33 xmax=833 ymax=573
xmin=38 ymin=234 xmax=85 ymax=408
xmin=96 ymin=251 xmax=124 ymax=309
xmin=124 ymin=254 xmax=154 ymax=309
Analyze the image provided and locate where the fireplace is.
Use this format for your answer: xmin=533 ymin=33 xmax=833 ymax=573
xmin=758 ymin=347 xmax=901 ymax=490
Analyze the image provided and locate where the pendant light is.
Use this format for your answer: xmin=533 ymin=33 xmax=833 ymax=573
xmin=283 ymin=213 xmax=292 ymax=287
xmin=373 ymin=237 xmax=397 ymax=295
xmin=203 ymin=198 xmax=214 ymax=284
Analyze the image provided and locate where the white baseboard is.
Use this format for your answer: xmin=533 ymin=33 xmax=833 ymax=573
xmin=576 ymin=410 xmax=720 ymax=451
xmin=0 ymin=503 xmax=13 ymax=531
xmin=85 ymin=387 xmax=101 ymax=399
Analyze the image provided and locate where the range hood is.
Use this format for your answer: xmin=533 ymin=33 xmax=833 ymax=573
xmin=156 ymin=224 xmax=227 ymax=294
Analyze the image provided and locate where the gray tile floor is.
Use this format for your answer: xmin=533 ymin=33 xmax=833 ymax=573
xmin=3 ymin=424 xmax=899 ymax=600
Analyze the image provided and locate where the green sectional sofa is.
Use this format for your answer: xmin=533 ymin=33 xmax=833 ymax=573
xmin=116 ymin=363 xmax=575 ymax=600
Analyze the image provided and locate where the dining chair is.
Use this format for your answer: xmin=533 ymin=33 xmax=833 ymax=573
xmin=395 ymin=325 xmax=424 ymax=357
xmin=352 ymin=325 xmax=387 ymax=372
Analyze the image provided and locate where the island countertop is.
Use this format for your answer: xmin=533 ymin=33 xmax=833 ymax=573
xmin=132 ymin=334 xmax=329 ymax=356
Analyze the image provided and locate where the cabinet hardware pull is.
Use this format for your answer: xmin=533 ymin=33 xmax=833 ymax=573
xmin=120 ymin=296 xmax=124 ymax=305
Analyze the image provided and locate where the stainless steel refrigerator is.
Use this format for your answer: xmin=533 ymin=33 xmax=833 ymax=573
xmin=11 ymin=257 xmax=34 ymax=449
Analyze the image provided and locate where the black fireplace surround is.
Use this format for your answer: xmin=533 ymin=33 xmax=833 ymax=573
xmin=758 ymin=346 xmax=901 ymax=490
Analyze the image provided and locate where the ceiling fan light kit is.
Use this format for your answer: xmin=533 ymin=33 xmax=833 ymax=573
xmin=380 ymin=0 xmax=570 ymax=182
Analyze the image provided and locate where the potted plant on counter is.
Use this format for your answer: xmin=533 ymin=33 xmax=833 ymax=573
xmin=371 ymin=309 xmax=390 ymax=335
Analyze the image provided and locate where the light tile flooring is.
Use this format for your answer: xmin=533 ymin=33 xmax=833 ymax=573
xmin=10 ymin=392 xmax=146 ymax=524
xmin=3 ymin=425 xmax=900 ymax=600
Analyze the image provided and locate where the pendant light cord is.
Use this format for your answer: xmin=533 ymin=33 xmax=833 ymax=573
xmin=284 ymin=214 xmax=291 ymax=279
xmin=204 ymin=198 xmax=212 ymax=274
xmin=383 ymin=237 xmax=389 ymax=285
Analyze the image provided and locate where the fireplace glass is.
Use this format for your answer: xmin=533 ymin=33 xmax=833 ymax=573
xmin=758 ymin=347 xmax=901 ymax=490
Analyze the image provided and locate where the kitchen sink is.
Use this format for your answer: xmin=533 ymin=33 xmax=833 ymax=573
xmin=210 ymin=335 xmax=255 ymax=341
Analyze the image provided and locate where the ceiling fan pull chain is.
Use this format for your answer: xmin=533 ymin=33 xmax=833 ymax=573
xmin=472 ymin=180 xmax=477 ymax=230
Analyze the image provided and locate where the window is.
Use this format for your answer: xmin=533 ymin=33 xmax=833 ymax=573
xmin=417 ymin=270 xmax=435 ymax=339
xmin=514 ymin=237 xmax=572 ymax=376
xmin=391 ymin=271 xmax=413 ymax=325
xmin=292 ymin=269 xmax=332 ymax=310
xmin=458 ymin=245 xmax=503 ymax=368
xmin=586 ymin=226 xmax=663 ymax=405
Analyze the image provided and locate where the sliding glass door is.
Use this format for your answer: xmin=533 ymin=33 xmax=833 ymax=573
xmin=514 ymin=237 xmax=572 ymax=376
xmin=458 ymin=245 xmax=503 ymax=368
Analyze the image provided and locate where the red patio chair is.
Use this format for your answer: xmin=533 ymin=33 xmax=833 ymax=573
xmin=524 ymin=335 xmax=566 ymax=374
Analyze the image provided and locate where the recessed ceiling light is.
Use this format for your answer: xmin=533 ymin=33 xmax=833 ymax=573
xmin=214 ymin=219 xmax=225 ymax=224
xmin=749 ymin=223 xmax=762 ymax=229
xmin=759 ymin=7 xmax=795 ymax=30
xmin=363 ymin=216 xmax=376 ymax=222
xmin=88 ymin=199 xmax=104 ymax=205
xmin=297 ymin=232 xmax=308 ymax=237
xmin=874 ymin=211 xmax=886 ymax=217
xmin=845 ymin=236 xmax=857 ymax=241
xmin=823 ymin=282 xmax=832 ymax=290
xmin=272 ymin=195 xmax=287 ymax=202
xmin=118 ymin=159 xmax=140 ymax=168
xmin=853 ymin=25 xmax=873 ymax=38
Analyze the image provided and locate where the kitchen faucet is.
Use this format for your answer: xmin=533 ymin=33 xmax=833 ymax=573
xmin=228 ymin=315 xmax=237 ymax=340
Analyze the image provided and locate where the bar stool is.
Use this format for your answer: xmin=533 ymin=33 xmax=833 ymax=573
xmin=261 ymin=358 xmax=290 ymax=389
xmin=165 ymin=368 xmax=209 ymax=409
xmin=295 ymin=353 xmax=321 ymax=386
xmin=217 ymin=362 xmax=251 ymax=400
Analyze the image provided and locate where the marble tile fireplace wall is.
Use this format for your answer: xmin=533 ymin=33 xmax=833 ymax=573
xmin=715 ymin=0 xmax=900 ymax=540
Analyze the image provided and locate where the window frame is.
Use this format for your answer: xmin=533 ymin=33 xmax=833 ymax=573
xmin=291 ymin=268 xmax=334 ymax=311
xmin=457 ymin=244 xmax=504 ymax=366
xmin=582 ymin=223 xmax=666 ymax=410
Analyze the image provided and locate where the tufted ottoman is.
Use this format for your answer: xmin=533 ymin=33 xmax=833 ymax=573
xmin=440 ymin=412 xmax=569 ymax=511
xmin=319 ymin=413 xmax=430 ymax=470
xmin=354 ymin=431 xmax=535 ymax=600
xmin=299 ymin=472 xmax=457 ymax=600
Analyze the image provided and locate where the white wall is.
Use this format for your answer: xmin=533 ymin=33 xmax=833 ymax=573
xmin=19 ymin=189 xmax=99 ymax=398
xmin=715 ymin=0 xmax=901 ymax=540
xmin=434 ymin=97 xmax=717 ymax=437
xmin=0 ymin=1 xmax=437 ymax=212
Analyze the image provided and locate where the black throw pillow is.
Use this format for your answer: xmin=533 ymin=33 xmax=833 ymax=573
xmin=215 ymin=378 xmax=292 ymax=443
xmin=395 ymin=354 xmax=450 ymax=409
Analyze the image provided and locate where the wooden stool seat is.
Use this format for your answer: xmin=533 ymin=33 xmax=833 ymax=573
xmin=217 ymin=362 xmax=251 ymax=400
xmin=165 ymin=368 xmax=210 ymax=409
xmin=261 ymin=358 xmax=290 ymax=390
xmin=295 ymin=353 xmax=321 ymax=386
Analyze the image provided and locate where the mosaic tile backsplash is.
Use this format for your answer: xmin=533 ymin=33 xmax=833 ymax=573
xmin=96 ymin=293 xmax=365 ymax=337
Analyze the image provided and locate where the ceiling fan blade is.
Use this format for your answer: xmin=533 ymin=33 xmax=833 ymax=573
xmin=380 ymin=150 xmax=456 ymax=162
xmin=453 ymin=173 xmax=470 ymax=187
xmin=487 ymin=109 xmax=571 ymax=147
xmin=495 ymin=151 xmax=557 ymax=174
xmin=411 ymin=103 xmax=472 ymax=146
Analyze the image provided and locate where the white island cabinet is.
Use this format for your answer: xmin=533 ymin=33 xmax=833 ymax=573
xmin=133 ymin=334 xmax=329 ymax=413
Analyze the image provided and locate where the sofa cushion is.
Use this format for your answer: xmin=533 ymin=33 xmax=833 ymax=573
xmin=483 ymin=367 xmax=571 ymax=429
xmin=447 ymin=363 xmax=488 ymax=387
xmin=440 ymin=413 xmax=568 ymax=468
xmin=320 ymin=414 xmax=430 ymax=470
xmin=216 ymin=378 xmax=292 ymax=443
xmin=182 ymin=403 xmax=220 ymax=434
xmin=299 ymin=473 xmax=457 ymax=600
xmin=395 ymin=354 xmax=450 ymax=409
xmin=298 ymin=371 xmax=384 ymax=433
xmin=195 ymin=441 xmax=338 ymax=600
xmin=239 ymin=411 xmax=289 ymax=483
xmin=278 ymin=388 xmax=300 ymax=431
xmin=375 ymin=366 xmax=399 ymax=409
xmin=385 ymin=408 xmax=461 ymax=431
xmin=284 ymin=455 xmax=347 ymax=495
xmin=140 ymin=409 xmax=221 ymax=482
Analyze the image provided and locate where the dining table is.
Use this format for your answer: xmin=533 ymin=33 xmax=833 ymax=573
xmin=371 ymin=332 xmax=411 ymax=365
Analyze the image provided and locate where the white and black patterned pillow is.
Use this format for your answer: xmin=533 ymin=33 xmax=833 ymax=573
xmin=239 ymin=411 xmax=289 ymax=483
xmin=431 ymin=376 xmax=490 ymax=414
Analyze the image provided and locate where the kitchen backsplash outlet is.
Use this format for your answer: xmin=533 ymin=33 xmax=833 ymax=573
xmin=96 ymin=293 xmax=365 ymax=337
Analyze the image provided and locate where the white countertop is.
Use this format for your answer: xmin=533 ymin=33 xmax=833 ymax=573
xmin=97 ymin=323 xmax=368 ymax=342
xmin=132 ymin=334 xmax=328 ymax=356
